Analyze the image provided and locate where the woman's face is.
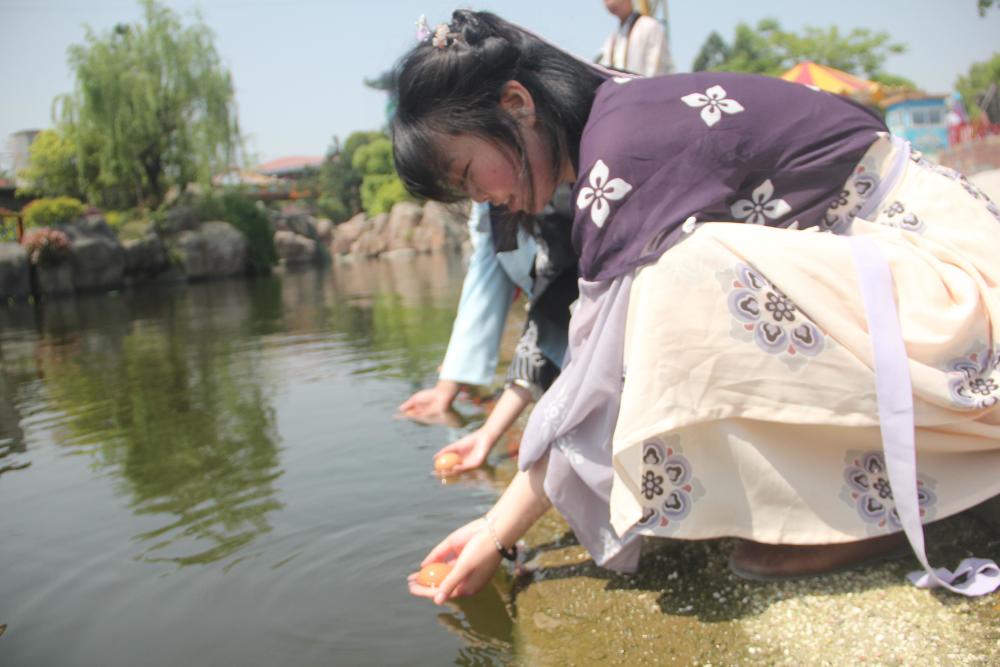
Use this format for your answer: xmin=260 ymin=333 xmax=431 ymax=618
xmin=440 ymin=132 xmax=552 ymax=215
xmin=438 ymin=81 xmax=571 ymax=215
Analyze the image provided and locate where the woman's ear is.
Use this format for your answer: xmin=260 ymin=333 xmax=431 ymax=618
xmin=499 ymin=81 xmax=536 ymax=126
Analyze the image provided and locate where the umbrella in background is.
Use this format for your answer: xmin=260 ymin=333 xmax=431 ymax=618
xmin=780 ymin=61 xmax=884 ymax=103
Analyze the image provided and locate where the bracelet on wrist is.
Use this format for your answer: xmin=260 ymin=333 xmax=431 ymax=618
xmin=482 ymin=514 xmax=518 ymax=561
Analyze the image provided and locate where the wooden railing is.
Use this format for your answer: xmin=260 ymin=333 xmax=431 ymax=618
xmin=0 ymin=208 xmax=24 ymax=243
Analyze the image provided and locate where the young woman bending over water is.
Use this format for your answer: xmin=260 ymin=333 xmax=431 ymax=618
xmin=394 ymin=10 xmax=1000 ymax=602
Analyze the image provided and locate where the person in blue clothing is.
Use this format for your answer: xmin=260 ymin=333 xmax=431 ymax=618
xmin=399 ymin=188 xmax=577 ymax=472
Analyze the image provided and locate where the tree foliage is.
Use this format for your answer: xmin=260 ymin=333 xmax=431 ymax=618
xmin=17 ymin=130 xmax=85 ymax=200
xmin=955 ymin=53 xmax=1000 ymax=123
xmin=316 ymin=131 xmax=413 ymax=220
xmin=316 ymin=131 xmax=381 ymax=222
xmin=22 ymin=196 xmax=86 ymax=229
xmin=980 ymin=0 xmax=997 ymax=16
xmin=353 ymin=136 xmax=414 ymax=216
xmin=54 ymin=0 xmax=240 ymax=208
xmin=692 ymin=18 xmax=912 ymax=86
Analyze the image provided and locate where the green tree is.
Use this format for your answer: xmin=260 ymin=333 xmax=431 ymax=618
xmin=955 ymin=53 xmax=1000 ymax=123
xmin=980 ymin=0 xmax=997 ymax=16
xmin=316 ymin=131 xmax=382 ymax=222
xmin=351 ymin=136 xmax=414 ymax=216
xmin=56 ymin=0 xmax=240 ymax=208
xmin=316 ymin=130 xmax=414 ymax=221
xmin=692 ymin=32 xmax=731 ymax=73
xmin=692 ymin=18 xmax=910 ymax=84
xmin=17 ymin=130 xmax=86 ymax=199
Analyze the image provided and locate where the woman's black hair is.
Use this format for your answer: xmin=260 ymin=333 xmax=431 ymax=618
xmin=391 ymin=10 xmax=608 ymax=208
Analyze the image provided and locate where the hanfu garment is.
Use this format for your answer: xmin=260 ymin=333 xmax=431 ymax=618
xmin=518 ymin=72 xmax=1000 ymax=593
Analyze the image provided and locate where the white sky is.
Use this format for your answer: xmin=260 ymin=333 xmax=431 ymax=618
xmin=1 ymin=0 xmax=998 ymax=164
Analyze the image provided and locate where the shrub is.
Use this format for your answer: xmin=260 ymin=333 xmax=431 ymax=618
xmin=119 ymin=220 xmax=155 ymax=242
xmin=21 ymin=227 xmax=71 ymax=265
xmin=23 ymin=197 xmax=85 ymax=229
xmin=361 ymin=175 xmax=412 ymax=216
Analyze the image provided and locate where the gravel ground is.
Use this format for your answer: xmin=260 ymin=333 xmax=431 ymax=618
xmin=509 ymin=504 xmax=1000 ymax=666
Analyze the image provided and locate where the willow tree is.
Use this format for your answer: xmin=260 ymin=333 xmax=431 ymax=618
xmin=58 ymin=0 xmax=240 ymax=208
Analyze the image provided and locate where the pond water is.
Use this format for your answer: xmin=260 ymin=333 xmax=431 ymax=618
xmin=0 ymin=257 xmax=524 ymax=666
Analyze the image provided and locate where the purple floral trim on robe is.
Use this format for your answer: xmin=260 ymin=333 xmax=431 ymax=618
xmin=947 ymin=348 xmax=1000 ymax=409
xmin=725 ymin=263 xmax=825 ymax=360
xmin=636 ymin=437 xmax=702 ymax=535
xmin=841 ymin=451 xmax=937 ymax=531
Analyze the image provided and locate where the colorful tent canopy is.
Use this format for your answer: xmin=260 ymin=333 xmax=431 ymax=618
xmin=780 ymin=61 xmax=883 ymax=101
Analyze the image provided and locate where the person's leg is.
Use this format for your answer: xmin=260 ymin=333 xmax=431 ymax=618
xmin=728 ymin=532 xmax=908 ymax=581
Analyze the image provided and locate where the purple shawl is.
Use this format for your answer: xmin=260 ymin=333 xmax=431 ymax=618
xmin=571 ymin=72 xmax=887 ymax=281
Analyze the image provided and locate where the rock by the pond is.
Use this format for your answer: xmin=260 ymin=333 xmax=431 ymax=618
xmin=349 ymin=212 xmax=391 ymax=258
xmin=0 ymin=243 xmax=31 ymax=299
xmin=331 ymin=212 xmax=371 ymax=256
xmin=386 ymin=201 xmax=423 ymax=251
xmin=314 ymin=217 xmax=334 ymax=245
xmin=332 ymin=202 xmax=468 ymax=259
xmin=58 ymin=217 xmax=125 ymax=292
xmin=274 ymin=205 xmax=320 ymax=240
xmin=123 ymin=235 xmax=170 ymax=280
xmin=274 ymin=229 xmax=318 ymax=265
xmin=34 ymin=260 xmax=74 ymax=296
xmin=413 ymin=200 xmax=465 ymax=253
xmin=173 ymin=221 xmax=248 ymax=279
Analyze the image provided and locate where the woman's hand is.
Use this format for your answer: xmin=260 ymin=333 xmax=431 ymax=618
xmin=408 ymin=521 xmax=502 ymax=604
xmin=434 ymin=429 xmax=496 ymax=473
xmin=399 ymin=380 xmax=460 ymax=419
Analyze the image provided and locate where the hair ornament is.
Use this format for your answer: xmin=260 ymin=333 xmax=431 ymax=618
xmin=415 ymin=15 xmax=431 ymax=42
xmin=431 ymin=23 xmax=450 ymax=49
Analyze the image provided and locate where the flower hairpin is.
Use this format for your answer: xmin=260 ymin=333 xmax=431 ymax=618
xmin=431 ymin=23 xmax=450 ymax=49
xmin=415 ymin=15 xmax=431 ymax=42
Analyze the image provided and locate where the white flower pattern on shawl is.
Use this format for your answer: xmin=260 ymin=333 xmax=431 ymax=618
xmin=514 ymin=320 xmax=547 ymax=369
xmin=730 ymin=179 xmax=792 ymax=225
xmin=680 ymin=85 xmax=745 ymax=127
xmin=538 ymin=382 xmax=571 ymax=443
xmin=577 ymin=159 xmax=633 ymax=228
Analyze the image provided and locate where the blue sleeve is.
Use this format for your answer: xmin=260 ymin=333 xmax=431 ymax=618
xmin=438 ymin=203 xmax=515 ymax=386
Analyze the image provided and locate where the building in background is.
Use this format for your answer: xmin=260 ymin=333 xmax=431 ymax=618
xmin=884 ymin=95 xmax=950 ymax=156
xmin=6 ymin=129 xmax=41 ymax=188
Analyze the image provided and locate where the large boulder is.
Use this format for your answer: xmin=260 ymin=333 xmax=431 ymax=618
xmin=331 ymin=212 xmax=370 ymax=255
xmin=385 ymin=201 xmax=423 ymax=251
xmin=173 ymin=221 xmax=248 ymax=280
xmin=273 ymin=230 xmax=318 ymax=265
xmin=123 ymin=235 xmax=170 ymax=279
xmin=57 ymin=217 xmax=125 ymax=292
xmin=314 ymin=217 xmax=335 ymax=245
xmin=412 ymin=200 xmax=466 ymax=253
xmin=0 ymin=243 xmax=30 ymax=300
xmin=273 ymin=204 xmax=318 ymax=240
xmin=346 ymin=212 xmax=391 ymax=257
xmin=350 ymin=229 xmax=388 ymax=257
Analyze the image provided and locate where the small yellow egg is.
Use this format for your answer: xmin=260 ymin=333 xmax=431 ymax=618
xmin=416 ymin=562 xmax=453 ymax=587
xmin=434 ymin=452 xmax=461 ymax=474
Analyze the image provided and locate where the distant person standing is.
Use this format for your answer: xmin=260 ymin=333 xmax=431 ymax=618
xmin=598 ymin=0 xmax=673 ymax=77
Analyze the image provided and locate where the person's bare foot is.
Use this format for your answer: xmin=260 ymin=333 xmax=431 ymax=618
xmin=729 ymin=532 xmax=909 ymax=581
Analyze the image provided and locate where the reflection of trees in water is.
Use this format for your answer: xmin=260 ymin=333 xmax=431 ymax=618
xmin=282 ymin=257 xmax=468 ymax=384
xmin=31 ymin=282 xmax=284 ymax=567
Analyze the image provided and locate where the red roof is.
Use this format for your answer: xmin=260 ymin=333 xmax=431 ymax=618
xmin=256 ymin=155 xmax=324 ymax=176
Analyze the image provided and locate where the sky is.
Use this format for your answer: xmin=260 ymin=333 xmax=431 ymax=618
xmin=1 ymin=0 xmax=999 ymax=167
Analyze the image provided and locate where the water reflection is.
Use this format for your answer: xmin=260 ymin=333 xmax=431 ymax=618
xmin=0 ymin=254 xmax=527 ymax=666
xmin=26 ymin=285 xmax=285 ymax=566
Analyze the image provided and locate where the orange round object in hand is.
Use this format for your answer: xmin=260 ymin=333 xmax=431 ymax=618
xmin=416 ymin=562 xmax=453 ymax=587
xmin=434 ymin=452 xmax=461 ymax=473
